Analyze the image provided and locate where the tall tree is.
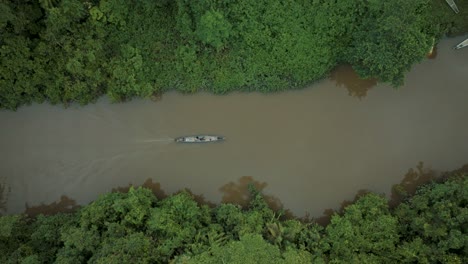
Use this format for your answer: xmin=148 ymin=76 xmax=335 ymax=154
xmin=345 ymin=0 xmax=433 ymax=86
xmin=394 ymin=176 xmax=468 ymax=263
xmin=325 ymin=193 xmax=400 ymax=263
xmin=0 ymin=0 xmax=44 ymax=109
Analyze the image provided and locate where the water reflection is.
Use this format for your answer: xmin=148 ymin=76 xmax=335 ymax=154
xmin=219 ymin=176 xmax=267 ymax=207
xmin=442 ymin=163 xmax=468 ymax=177
xmin=113 ymin=178 xmax=168 ymax=200
xmin=389 ymin=162 xmax=468 ymax=207
xmin=17 ymin=161 xmax=468 ymax=223
xmin=2 ymin=37 xmax=467 ymax=219
xmin=219 ymin=176 xmax=294 ymax=218
xmin=113 ymin=178 xmax=217 ymax=207
xmin=0 ymin=177 xmax=10 ymax=215
xmin=25 ymin=195 xmax=79 ymax=217
xmin=313 ymin=162 xmax=468 ymax=225
xmin=427 ymin=46 xmax=438 ymax=59
xmin=313 ymin=189 xmax=372 ymax=226
xmin=178 ymin=189 xmax=217 ymax=208
xmin=330 ymin=64 xmax=377 ymax=99
xmin=389 ymin=161 xmax=437 ymax=207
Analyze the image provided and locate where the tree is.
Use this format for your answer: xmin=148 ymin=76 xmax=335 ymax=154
xmin=105 ymin=45 xmax=153 ymax=101
xmin=185 ymin=234 xmax=312 ymax=264
xmin=196 ymin=10 xmax=232 ymax=50
xmin=0 ymin=0 xmax=44 ymax=109
xmin=88 ymin=232 xmax=154 ymax=264
xmin=57 ymin=187 xmax=157 ymax=263
xmin=394 ymin=175 xmax=468 ymax=263
xmin=325 ymin=193 xmax=400 ymax=263
xmin=345 ymin=0 xmax=433 ymax=86
xmin=28 ymin=214 xmax=77 ymax=263
xmin=0 ymin=0 xmax=457 ymax=109
xmin=146 ymin=191 xmax=212 ymax=262
xmin=1 ymin=175 xmax=467 ymax=262
xmin=35 ymin=0 xmax=107 ymax=105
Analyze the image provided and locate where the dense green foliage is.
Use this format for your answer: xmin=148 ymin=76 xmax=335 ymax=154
xmin=345 ymin=0 xmax=434 ymax=86
xmin=0 ymin=174 xmax=466 ymax=263
xmin=1 ymin=0 xmax=465 ymax=109
xmin=431 ymin=0 xmax=468 ymax=37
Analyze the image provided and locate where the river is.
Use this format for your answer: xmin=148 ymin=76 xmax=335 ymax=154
xmin=1 ymin=36 xmax=467 ymax=218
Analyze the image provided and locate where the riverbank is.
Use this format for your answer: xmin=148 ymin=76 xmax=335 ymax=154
xmin=0 ymin=173 xmax=466 ymax=263
xmin=1 ymin=0 xmax=464 ymax=110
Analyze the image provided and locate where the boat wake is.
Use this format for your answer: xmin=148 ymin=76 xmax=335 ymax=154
xmin=135 ymin=138 xmax=173 ymax=143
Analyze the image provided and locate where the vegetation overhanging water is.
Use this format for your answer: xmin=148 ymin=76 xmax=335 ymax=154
xmin=1 ymin=0 xmax=467 ymax=110
xmin=1 ymin=0 xmax=468 ymax=262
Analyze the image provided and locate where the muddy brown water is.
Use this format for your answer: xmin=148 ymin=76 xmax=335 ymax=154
xmin=1 ymin=37 xmax=467 ymax=217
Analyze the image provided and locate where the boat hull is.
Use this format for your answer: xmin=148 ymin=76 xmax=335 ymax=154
xmin=455 ymin=38 xmax=468 ymax=50
xmin=175 ymin=135 xmax=225 ymax=143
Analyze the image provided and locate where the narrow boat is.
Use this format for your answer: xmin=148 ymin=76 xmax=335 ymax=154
xmin=445 ymin=0 xmax=459 ymax=14
xmin=455 ymin=38 xmax=468 ymax=50
xmin=175 ymin=135 xmax=225 ymax=143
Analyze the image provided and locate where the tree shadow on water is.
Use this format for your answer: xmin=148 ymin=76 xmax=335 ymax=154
xmin=113 ymin=178 xmax=168 ymax=200
xmin=313 ymin=161 xmax=468 ymax=226
xmin=388 ymin=161 xmax=438 ymax=208
xmin=330 ymin=64 xmax=377 ymax=99
xmin=389 ymin=161 xmax=468 ymax=207
xmin=113 ymin=178 xmax=217 ymax=207
xmin=177 ymin=188 xmax=218 ymax=208
xmin=441 ymin=163 xmax=468 ymax=178
xmin=25 ymin=196 xmax=80 ymax=217
xmin=0 ymin=178 xmax=11 ymax=215
xmin=219 ymin=176 xmax=295 ymax=219
xmin=312 ymin=189 xmax=372 ymax=226
xmin=427 ymin=46 xmax=437 ymax=59
xmin=313 ymin=162 xmax=438 ymax=225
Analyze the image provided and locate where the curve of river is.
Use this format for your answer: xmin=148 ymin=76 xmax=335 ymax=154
xmin=1 ymin=37 xmax=467 ymax=218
